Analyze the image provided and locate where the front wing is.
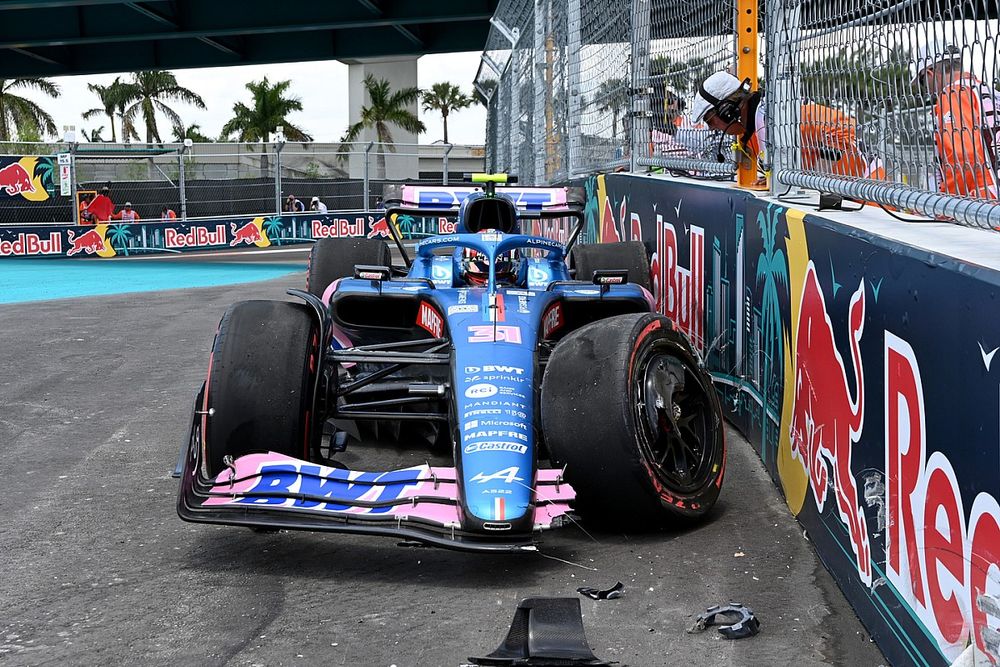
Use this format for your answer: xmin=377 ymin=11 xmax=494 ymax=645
xmin=177 ymin=445 xmax=575 ymax=552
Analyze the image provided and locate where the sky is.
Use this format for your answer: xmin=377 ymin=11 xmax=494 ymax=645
xmin=15 ymin=52 xmax=487 ymax=145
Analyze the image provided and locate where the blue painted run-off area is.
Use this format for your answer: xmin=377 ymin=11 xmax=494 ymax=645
xmin=0 ymin=260 xmax=301 ymax=305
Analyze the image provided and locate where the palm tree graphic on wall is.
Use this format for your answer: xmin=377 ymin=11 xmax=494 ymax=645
xmin=107 ymin=224 xmax=134 ymax=256
xmin=754 ymin=204 xmax=788 ymax=463
xmin=262 ymin=216 xmax=284 ymax=245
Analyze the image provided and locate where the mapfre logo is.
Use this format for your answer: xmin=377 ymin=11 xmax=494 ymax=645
xmin=417 ymin=302 xmax=444 ymax=338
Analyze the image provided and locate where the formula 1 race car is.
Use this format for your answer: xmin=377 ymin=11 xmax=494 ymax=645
xmin=177 ymin=174 xmax=725 ymax=552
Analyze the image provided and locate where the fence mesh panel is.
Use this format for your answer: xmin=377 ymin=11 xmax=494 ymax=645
xmin=765 ymin=1 xmax=1000 ymax=228
xmin=0 ymin=142 xmax=484 ymax=224
xmin=480 ymin=0 xmax=1000 ymax=228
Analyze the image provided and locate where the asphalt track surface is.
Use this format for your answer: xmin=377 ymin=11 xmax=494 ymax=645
xmin=0 ymin=249 xmax=887 ymax=666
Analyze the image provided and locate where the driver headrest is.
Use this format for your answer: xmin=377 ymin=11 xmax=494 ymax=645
xmin=463 ymin=196 xmax=518 ymax=233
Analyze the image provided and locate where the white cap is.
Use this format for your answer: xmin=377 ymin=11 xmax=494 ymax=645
xmin=311 ymin=196 xmax=319 ymax=202
xmin=691 ymin=71 xmax=742 ymax=123
xmin=910 ymin=40 xmax=962 ymax=84
xmin=124 ymin=201 xmax=132 ymax=207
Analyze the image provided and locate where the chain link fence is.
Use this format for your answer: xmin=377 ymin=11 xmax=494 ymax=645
xmin=477 ymin=0 xmax=739 ymax=184
xmin=0 ymin=142 xmax=485 ymax=225
xmin=479 ymin=0 xmax=1000 ymax=229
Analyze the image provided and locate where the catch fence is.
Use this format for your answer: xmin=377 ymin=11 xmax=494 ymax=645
xmin=0 ymin=142 xmax=485 ymax=226
xmin=477 ymin=0 xmax=1000 ymax=229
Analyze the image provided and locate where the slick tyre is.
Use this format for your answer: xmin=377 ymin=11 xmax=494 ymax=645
xmin=307 ymin=238 xmax=391 ymax=298
xmin=541 ymin=313 xmax=725 ymax=526
xmin=203 ymin=300 xmax=318 ymax=477
xmin=570 ymin=241 xmax=652 ymax=292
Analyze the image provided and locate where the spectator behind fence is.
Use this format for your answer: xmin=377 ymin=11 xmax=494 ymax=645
xmin=310 ymin=196 xmax=328 ymax=213
xmin=87 ymin=187 xmax=115 ymax=223
xmin=912 ymin=41 xmax=1000 ymax=200
xmin=285 ymin=194 xmax=305 ymax=213
xmin=161 ymin=207 xmax=177 ymax=221
xmin=114 ymin=202 xmax=140 ymax=222
xmin=692 ymin=71 xmax=884 ymax=183
xmin=78 ymin=193 xmax=94 ymax=225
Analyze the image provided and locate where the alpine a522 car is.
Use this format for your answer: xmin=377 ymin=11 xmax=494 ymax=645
xmin=177 ymin=174 xmax=725 ymax=552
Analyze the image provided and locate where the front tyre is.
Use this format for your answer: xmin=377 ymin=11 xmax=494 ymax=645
xmin=202 ymin=300 xmax=318 ymax=477
xmin=541 ymin=313 xmax=725 ymax=525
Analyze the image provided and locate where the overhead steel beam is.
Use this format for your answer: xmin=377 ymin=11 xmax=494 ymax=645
xmin=354 ymin=0 xmax=424 ymax=48
xmin=198 ymin=36 xmax=239 ymax=56
xmin=0 ymin=11 xmax=490 ymax=49
xmin=7 ymin=46 xmax=63 ymax=65
xmin=0 ymin=0 xmax=130 ymax=8
xmin=125 ymin=2 xmax=176 ymax=27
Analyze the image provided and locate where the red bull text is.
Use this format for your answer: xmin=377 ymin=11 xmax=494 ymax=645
xmin=650 ymin=216 xmax=705 ymax=354
xmin=165 ymin=225 xmax=226 ymax=249
xmin=0 ymin=232 xmax=61 ymax=256
xmin=312 ymin=218 xmax=366 ymax=239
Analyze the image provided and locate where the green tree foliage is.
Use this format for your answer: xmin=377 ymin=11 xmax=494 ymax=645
xmin=422 ymin=82 xmax=472 ymax=144
xmin=120 ymin=71 xmax=206 ymax=145
xmin=339 ymin=74 xmax=426 ymax=179
xmin=0 ymin=77 xmax=60 ymax=141
xmin=800 ymin=46 xmax=922 ymax=122
xmin=82 ymin=78 xmax=129 ymax=142
xmin=592 ymin=78 xmax=628 ymax=138
xmin=220 ymin=77 xmax=311 ymax=143
xmin=172 ymin=123 xmax=211 ymax=143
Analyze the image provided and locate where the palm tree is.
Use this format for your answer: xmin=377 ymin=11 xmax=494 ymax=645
xmin=755 ymin=204 xmax=788 ymax=465
xmin=119 ymin=71 xmax=205 ymax=145
xmin=220 ymin=78 xmax=312 ymax=143
xmin=422 ymin=82 xmax=472 ymax=144
xmin=172 ymin=123 xmax=211 ymax=143
xmin=592 ymin=78 xmax=628 ymax=139
xmin=82 ymin=126 xmax=106 ymax=142
xmin=0 ymin=77 xmax=60 ymax=141
xmin=396 ymin=213 xmax=415 ymax=238
xmin=220 ymin=78 xmax=312 ymax=176
xmin=339 ymin=74 xmax=426 ymax=179
xmin=82 ymin=78 xmax=127 ymax=142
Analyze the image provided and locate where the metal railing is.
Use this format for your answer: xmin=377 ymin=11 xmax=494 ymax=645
xmin=478 ymin=0 xmax=1000 ymax=230
xmin=0 ymin=141 xmax=486 ymax=226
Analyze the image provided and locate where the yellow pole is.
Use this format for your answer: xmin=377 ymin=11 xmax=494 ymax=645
xmin=736 ymin=0 xmax=763 ymax=190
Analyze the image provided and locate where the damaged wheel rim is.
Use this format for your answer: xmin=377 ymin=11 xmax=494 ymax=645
xmin=636 ymin=347 xmax=715 ymax=495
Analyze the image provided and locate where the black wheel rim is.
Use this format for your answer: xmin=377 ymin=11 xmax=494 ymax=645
xmin=635 ymin=344 xmax=718 ymax=496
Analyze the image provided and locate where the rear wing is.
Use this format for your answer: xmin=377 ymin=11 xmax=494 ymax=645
xmin=382 ymin=184 xmax=585 ymax=218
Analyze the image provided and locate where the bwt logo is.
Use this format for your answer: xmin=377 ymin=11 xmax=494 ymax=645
xmin=415 ymin=189 xmax=557 ymax=210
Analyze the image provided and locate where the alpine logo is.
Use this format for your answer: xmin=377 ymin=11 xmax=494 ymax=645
xmin=471 ymin=467 xmax=523 ymax=484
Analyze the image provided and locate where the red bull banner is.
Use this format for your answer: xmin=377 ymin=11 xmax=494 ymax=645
xmin=0 ymin=155 xmax=56 ymax=202
xmin=583 ymin=173 xmax=1000 ymax=667
xmin=0 ymin=212 xmax=451 ymax=258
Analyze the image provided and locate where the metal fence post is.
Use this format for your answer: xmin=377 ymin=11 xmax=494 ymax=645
xmin=274 ymin=140 xmax=284 ymax=214
xmin=567 ymin=0 xmax=581 ymax=178
xmin=629 ymin=0 xmax=651 ymax=174
xmin=363 ymin=142 xmax=374 ymax=209
xmin=767 ymin=0 xmax=801 ymax=196
xmin=69 ymin=143 xmax=79 ymax=225
xmin=533 ymin=0 xmax=547 ymax=185
xmin=443 ymin=143 xmax=452 ymax=185
xmin=178 ymin=145 xmax=187 ymax=220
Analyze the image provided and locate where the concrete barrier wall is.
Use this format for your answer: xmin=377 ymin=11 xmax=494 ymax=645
xmin=582 ymin=172 xmax=1000 ymax=667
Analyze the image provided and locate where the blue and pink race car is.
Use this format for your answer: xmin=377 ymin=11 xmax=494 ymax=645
xmin=177 ymin=174 xmax=725 ymax=552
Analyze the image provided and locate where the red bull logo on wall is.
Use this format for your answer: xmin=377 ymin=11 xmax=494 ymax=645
xmin=580 ymin=174 xmax=1000 ymax=666
xmin=0 ymin=156 xmax=53 ymax=202
xmin=0 ymin=231 xmax=62 ymax=257
xmin=229 ymin=218 xmax=270 ymax=248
